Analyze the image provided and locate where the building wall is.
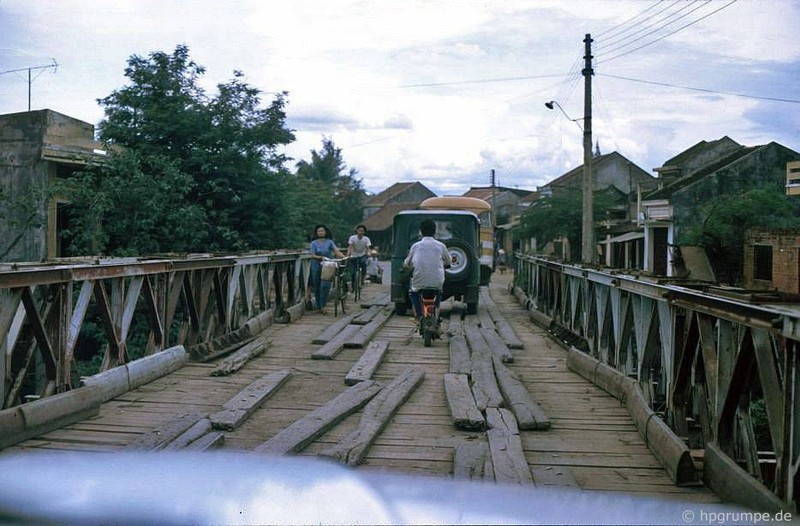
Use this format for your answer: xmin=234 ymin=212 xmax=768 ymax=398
xmin=744 ymin=229 xmax=800 ymax=293
xmin=0 ymin=110 xmax=99 ymax=262
xmin=0 ymin=111 xmax=50 ymax=262
xmin=673 ymin=143 xmax=800 ymax=237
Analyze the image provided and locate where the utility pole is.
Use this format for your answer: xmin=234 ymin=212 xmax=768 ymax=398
xmin=491 ymin=168 xmax=497 ymax=257
xmin=581 ymin=34 xmax=594 ymax=265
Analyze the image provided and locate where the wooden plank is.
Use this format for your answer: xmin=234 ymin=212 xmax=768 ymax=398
xmin=477 ymin=306 xmax=494 ymax=329
xmin=443 ymin=373 xmax=486 ymax=430
xmin=188 ymin=330 xmax=257 ymax=363
xmin=320 ymin=368 xmax=424 ymax=465
xmin=448 ymin=334 xmax=471 ymax=375
xmin=493 ymin=356 xmax=550 ymax=430
xmin=353 ymin=305 xmax=382 ymax=325
xmin=364 ymin=293 xmax=390 ymax=307
xmin=311 ymin=313 xmax=357 ymax=344
xmin=481 ymin=327 xmax=513 ymax=363
xmin=183 ymin=431 xmax=225 ymax=451
xmin=531 ymin=465 xmax=580 ymax=489
xmin=345 ymin=341 xmax=390 ymax=385
xmin=345 ymin=308 xmax=393 ymax=348
xmin=124 ymin=412 xmax=207 ymax=450
xmin=210 ymin=369 xmax=292 ymax=430
xmin=448 ymin=311 xmax=464 ymax=336
xmin=161 ymin=418 xmax=212 ymax=451
xmin=495 ymin=320 xmax=524 ymax=350
xmin=453 ymin=442 xmax=490 ymax=480
xmin=254 ymin=380 xmax=383 ymax=455
xmin=467 ymin=342 xmax=503 ymax=411
xmin=211 ymin=335 xmax=271 ymax=376
xmin=311 ymin=324 xmax=361 ymax=359
xmin=486 ymin=407 xmax=533 ymax=484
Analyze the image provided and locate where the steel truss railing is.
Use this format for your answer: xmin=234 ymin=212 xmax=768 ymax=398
xmin=0 ymin=252 xmax=311 ymax=409
xmin=514 ymin=254 xmax=799 ymax=512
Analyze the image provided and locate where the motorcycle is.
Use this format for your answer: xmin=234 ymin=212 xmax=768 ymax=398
xmin=418 ymin=289 xmax=442 ymax=347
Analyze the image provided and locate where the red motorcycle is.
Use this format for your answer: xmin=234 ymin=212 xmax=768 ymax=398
xmin=418 ymin=289 xmax=442 ymax=347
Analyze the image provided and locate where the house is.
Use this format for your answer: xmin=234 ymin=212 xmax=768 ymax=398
xmin=462 ymin=185 xmax=537 ymax=259
xmin=0 ymin=109 xmax=107 ymax=262
xmin=361 ymin=182 xmax=436 ymax=255
xmin=640 ymin=137 xmax=800 ymax=279
xmin=532 ymin=150 xmax=655 ymax=265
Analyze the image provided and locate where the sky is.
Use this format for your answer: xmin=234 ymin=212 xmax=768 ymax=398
xmin=1 ymin=0 xmax=798 ymax=196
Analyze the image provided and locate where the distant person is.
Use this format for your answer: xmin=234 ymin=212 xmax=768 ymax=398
xmin=498 ymin=248 xmax=507 ymax=274
xmin=403 ymin=219 xmax=451 ymax=322
xmin=347 ymin=224 xmax=371 ymax=291
xmin=309 ymin=224 xmax=344 ymax=314
xmin=366 ymin=249 xmax=382 ymax=284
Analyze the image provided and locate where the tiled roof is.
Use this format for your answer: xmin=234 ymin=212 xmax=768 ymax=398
xmin=645 ymin=146 xmax=757 ymax=200
xmin=362 ymin=202 xmax=420 ymax=231
xmin=364 ymin=182 xmax=419 ymax=207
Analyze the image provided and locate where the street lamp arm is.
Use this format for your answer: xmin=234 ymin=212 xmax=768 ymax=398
xmin=544 ymin=100 xmax=583 ymax=131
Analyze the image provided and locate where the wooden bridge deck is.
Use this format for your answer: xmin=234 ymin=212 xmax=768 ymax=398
xmin=1 ymin=272 xmax=719 ymax=504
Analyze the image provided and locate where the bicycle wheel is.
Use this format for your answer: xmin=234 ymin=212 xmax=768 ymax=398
xmin=332 ymin=274 xmax=340 ymax=317
xmin=353 ymin=266 xmax=362 ymax=302
xmin=337 ymin=274 xmax=347 ymax=315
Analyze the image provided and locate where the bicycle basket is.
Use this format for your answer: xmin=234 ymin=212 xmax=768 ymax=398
xmin=321 ymin=260 xmax=337 ymax=281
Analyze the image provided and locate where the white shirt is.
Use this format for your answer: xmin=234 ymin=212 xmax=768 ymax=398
xmin=348 ymin=234 xmax=371 ymax=257
xmin=404 ymin=236 xmax=450 ymax=291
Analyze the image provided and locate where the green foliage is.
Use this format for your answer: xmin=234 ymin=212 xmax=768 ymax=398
xmin=749 ymin=398 xmax=772 ymax=451
xmin=81 ymin=44 xmax=296 ymax=253
xmin=514 ymin=187 xmax=619 ymax=260
xmin=680 ymin=187 xmax=800 ymax=284
xmin=54 ymin=150 xmax=205 ymax=255
xmin=293 ymin=138 xmax=367 ymax=245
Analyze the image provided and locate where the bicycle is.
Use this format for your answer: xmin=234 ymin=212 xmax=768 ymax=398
xmin=324 ymin=257 xmax=350 ymax=317
xmin=350 ymin=256 xmax=365 ymax=303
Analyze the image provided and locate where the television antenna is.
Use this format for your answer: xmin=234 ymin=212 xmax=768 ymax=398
xmin=0 ymin=59 xmax=59 ymax=111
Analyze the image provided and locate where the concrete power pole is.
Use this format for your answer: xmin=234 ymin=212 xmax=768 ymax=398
xmin=581 ymin=34 xmax=594 ymax=265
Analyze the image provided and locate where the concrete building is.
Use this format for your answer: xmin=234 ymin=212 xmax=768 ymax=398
xmin=0 ymin=109 xmax=106 ymax=262
xmin=530 ymin=150 xmax=655 ymax=264
xmin=640 ymin=138 xmax=800 ymax=278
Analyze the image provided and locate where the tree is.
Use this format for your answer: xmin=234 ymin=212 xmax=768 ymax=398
xmin=293 ymin=138 xmax=366 ymax=245
xmin=680 ymin=187 xmax=800 ymax=284
xmin=54 ymin=150 xmax=205 ymax=256
xmin=515 ymin=187 xmax=617 ymax=261
xmin=61 ymin=45 xmax=296 ymax=255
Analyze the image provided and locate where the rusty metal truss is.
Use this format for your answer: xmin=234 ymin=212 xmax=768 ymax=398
xmin=514 ymin=254 xmax=799 ymax=511
xmin=0 ymin=252 xmax=310 ymax=409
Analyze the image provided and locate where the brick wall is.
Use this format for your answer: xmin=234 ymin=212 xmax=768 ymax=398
xmin=744 ymin=228 xmax=800 ymax=293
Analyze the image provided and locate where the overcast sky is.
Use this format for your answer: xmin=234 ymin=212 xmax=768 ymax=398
xmin=1 ymin=0 xmax=798 ymax=196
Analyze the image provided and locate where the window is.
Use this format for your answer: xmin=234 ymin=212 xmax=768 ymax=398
xmin=753 ymin=244 xmax=773 ymax=281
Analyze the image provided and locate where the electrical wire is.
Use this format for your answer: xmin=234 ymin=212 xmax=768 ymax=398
xmin=598 ymin=0 xmax=684 ymax=50
xmin=397 ymin=72 xmax=569 ymax=89
xmin=597 ymin=72 xmax=800 ymax=104
xmin=595 ymin=0 xmax=663 ymax=39
xmin=597 ymin=0 xmax=738 ymax=65
xmin=603 ymin=0 xmax=708 ymax=55
xmin=598 ymin=1 xmax=710 ymax=57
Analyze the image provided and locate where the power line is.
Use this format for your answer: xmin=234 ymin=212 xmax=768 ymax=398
xmin=397 ymin=72 xmax=568 ymax=89
xmin=598 ymin=0 xmax=685 ymax=50
xmin=595 ymin=0 xmax=662 ymax=39
xmin=598 ymin=1 xmax=711 ymax=58
xmin=598 ymin=72 xmax=800 ymax=104
xmin=597 ymin=0 xmax=738 ymax=65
